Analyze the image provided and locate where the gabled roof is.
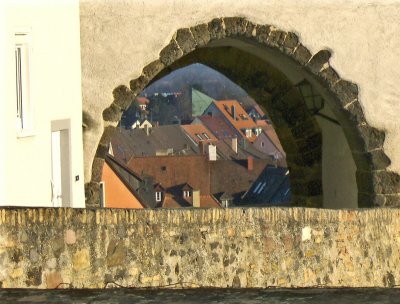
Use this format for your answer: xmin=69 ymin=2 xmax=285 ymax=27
xmin=214 ymin=138 xmax=271 ymax=160
xmin=128 ymin=155 xmax=211 ymax=195
xmin=255 ymin=125 xmax=285 ymax=156
xmin=191 ymin=88 xmax=215 ymax=117
xmin=104 ymin=155 xmax=149 ymax=208
xmin=210 ymin=159 xmax=273 ymax=203
xmin=197 ymin=115 xmax=238 ymax=140
xmin=135 ymin=96 xmax=150 ymax=105
xmin=181 ymin=123 xmax=218 ymax=144
xmin=211 ymin=100 xmax=258 ymax=142
xmin=110 ymin=125 xmax=199 ymax=163
xmin=240 ymin=165 xmax=291 ymax=206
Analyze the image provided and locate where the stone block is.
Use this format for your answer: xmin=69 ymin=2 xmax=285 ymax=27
xmin=208 ymin=18 xmax=225 ymax=40
xmin=107 ymin=240 xmax=127 ymax=268
xmin=344 ymin=124 xmax=385 ymax=153
xmin=102 ymin=103 xmax=122 ymax=122
xmin=65 ymin=229 xmax=77 ymax=245
xmin=99 ymin=126 xmax=116 ymax=146
xmin=175 ymin=28 xmax=196 ymax=54
xmin=352 ymin=150 xmax=391 ymax=171
xmin=190 ymin=24 xmax=210 ymax=47
xmin=142 ymin=60 xmax=165 ymax=80
xmin=159 ymin=40 xmax=183 ymax=67
xmin=306 ymin=50 xmax=332 ymax=75
xmin=91 ymin=157 xmax=104 ymax=183
xmin=283 ymin=32 xmax=299 ymax=51
xmin=318 ymin=66 xmax=340 ymax=89
xmin=255 ymin=25 xmax=271 ymax=44
xmin=356 ymin=170 xmax=400 ymax=195
xmin=332 ymin=79 xmax=359 ymax=106
xmin=129 ymin=75 xmax=148 ymax=94
xmin=244 ymin=21 xmax=258 ymax=38
xmin=292 ymin=44 xmax=312 ymax=65
xmin=224 ymin=17 xmax=248 ymax=36
xmin=266 ymin=30 xmax=286 ymax=48
xmin=112 ymin=85 xmax=135 ymax=110
xmin=72 ymin=249 xmax=90 ymax=271
xmin=45 ymin=272 xmax=63 ymax=289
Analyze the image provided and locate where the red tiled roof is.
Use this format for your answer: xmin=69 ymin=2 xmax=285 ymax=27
xmin=212 ymin=100 xmax=258 ymax=142
xmin=181 ymin=124 xmax=218 ymax=144
xmin=198 ymin=115 xmax=238 ymax=140
xmin=127 ymin=155 xmax=211 ymax=194
xmin=135 ymin=97 xmax=150 ymax=105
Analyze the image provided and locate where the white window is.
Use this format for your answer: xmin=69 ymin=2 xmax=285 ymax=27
xmin=245 ymin=128 xmax=252 ymax=138
xmin=195 ymin=133 xmax=203 ymax=140
xmin=184 ymin=190 xmax=191 ymax=197
xmin=155 ymin=191 xmax=162 ymax=202
xmin=202 ymin=132 xmax=210 ymax=140
xmin=15 ymin=31 xmax=33 ymax=135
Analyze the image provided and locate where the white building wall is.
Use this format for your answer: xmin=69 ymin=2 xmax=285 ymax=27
xmin=0 ymin=1 xmax=85 ymax=207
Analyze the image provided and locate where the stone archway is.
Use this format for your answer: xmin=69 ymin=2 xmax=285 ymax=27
xmin=85 ymin=17 xmax=399 ymax=208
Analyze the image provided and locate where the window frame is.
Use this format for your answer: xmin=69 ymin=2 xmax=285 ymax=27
xmin=15 ymin=29 xmax=34 ymax=137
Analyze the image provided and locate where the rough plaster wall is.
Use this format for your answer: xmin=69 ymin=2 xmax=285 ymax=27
xmin=1 ymin=207 xmax=400 ymax=288
xmin=80 ymin=0 xmax=400 ymax=182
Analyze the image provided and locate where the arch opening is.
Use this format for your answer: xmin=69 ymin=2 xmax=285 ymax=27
xmin=86 ymin=17 xmax=397 ymax=209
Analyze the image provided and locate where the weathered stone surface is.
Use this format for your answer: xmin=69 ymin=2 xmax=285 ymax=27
xmin=175 ymin=28 xmax=196 ymax=54
xmin=91 ymin=157 xmax=104 ymax=183
xmin=99 ymin=126 xmax=116 ymax=146
xmin=102 ymin=103 xmax=122 ymax=122
xmin=159 ymin=40 xmax=183 ymax=67
xmin=107 ymin=240 xmax=127 ymax=267
xmin=266 ymin=30 xmax=286 ymax=48
xmin=356 ymin=170 xmax=400 ymax=195
xmin=112 ymin=85 xmax=135 ymax=110
xmin=306 ymin=50 xmax=332 ymax=74
xmin=190 ymin=24 xmax=210 ymax=47
xmin=84 ymin=182 xmax=100 ymax=208
xmin=224 ymin=17 xmax=248 ymax=36
xmin=344 ymin=124 xmax=385 ymax=153
xmin=283 ymin=32 xmax=299 ymax=50
xmin=254 ymin=25 xmax=271 ymax=44
xmin=129 ymin=75 xmax=148 ymax=94
xmin=142 ymin=60 xmax=165 ymax=80
xmin=332 ymin=79 xmax=359 ymax=106
xmin=26 ymin=267 xmax=42 ymax=286
xmin=292 ymin=44 xmax=312 ymax=65
xmin=65 ymin=230 xmax=77 ymax=245
xmin=72 ymin=249 xmax=90 ymax=271
xmin=318 ymin=66 xmax=340 ymax=89
xmin=244 ymin=21 xmax=257 ymax=38
xmin=45 ymin=272 xmax=63 ymax=289
xmin=208 ymin=18 xmax=226 ymax=40
xmin=95 ymin=143 xmax=108 ymax=159
xmin=352 ymin=150 xmax=391 ymax=170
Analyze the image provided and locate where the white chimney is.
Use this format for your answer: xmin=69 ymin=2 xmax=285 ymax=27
xmin=208 ymin=144 xmax=217 ymax=161
xmin=231 ymin=137 xmax=238 ymax=154
xmin=192 ymin=190 xmax=200 ymax=208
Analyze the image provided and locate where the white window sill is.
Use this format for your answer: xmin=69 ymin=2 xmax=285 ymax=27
xmin=17 ymin=129 xmax=36 ymax=138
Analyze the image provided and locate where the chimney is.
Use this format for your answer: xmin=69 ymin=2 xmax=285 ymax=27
xmin=207 ymin=144 xmax=217 ymax=161
xmin=198 ymin=141 xmax=206 ymax=155
xmin=231 ymin=137 xmax=238 ymax=154
xmin=231 ymin=105 xmax=236 ymax=120
xmin=192 ymin=190 xmax=200 ymax=208
xmin=247 ymin=156 xmax=254 ymax=171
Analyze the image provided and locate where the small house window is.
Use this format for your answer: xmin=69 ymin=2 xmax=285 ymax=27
xmin=155 ymin=191 xmax=162 ymax=202
xmin=183 ymin=190 xmax=191 ymax=198
xmin=202 ymin=132 xmax=210 ymax=140
xmin=15 ymin=31 xmax=33 ymax=134
xmin=195 ymin=133 xmax=203 ymax=140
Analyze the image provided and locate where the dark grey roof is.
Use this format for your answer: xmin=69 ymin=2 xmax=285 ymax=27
xmin=110 ymin=125 xmax=199 ymax=164
xmin=239 ymin=165 xmax=291 ymax=206
xmin=214 ymin=138 xmax=272 ymax=160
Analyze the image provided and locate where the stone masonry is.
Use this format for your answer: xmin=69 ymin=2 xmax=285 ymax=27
xmin=1 ymin=207 xmax=399 ymax=288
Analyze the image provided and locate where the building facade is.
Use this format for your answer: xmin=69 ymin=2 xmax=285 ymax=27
xmin=0 ymin=1 xmax=85 ymax=207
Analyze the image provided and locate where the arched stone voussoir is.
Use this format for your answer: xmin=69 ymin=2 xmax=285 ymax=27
xmin=85 ymin=181 xmax=100 ymax=208
xmin=175 ymin=28 xmax=197 ymax=55
xmin=306 ymin=49 xmax=332 ymax=75
xmin=113 ymin=85 xmax=135 ymax=110
xmin=291 ymin=43 xmax=312 ymax=65
xmin=223 ymin=17 xmax=249 ymax=37
xmin=159 ymin=39 xmax=184 ymax=67
xmin=102 ymin=103 xmax=122 ymax=123
xmin=91 ymin=157 xmax=105 ymax=183
xmin=208 ymin=18 xmax=226 ymax=41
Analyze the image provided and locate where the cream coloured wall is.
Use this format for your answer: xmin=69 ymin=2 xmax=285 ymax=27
xmin=0 ymin=0 xmax=85 ymax=207
xmin=80 ymin=1 xmax=400 ymax=186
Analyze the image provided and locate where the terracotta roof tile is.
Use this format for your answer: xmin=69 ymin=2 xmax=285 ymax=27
xmin=181 ymin=124 xmax=218 ymax=144
xmin=198 ymin=115 xmax=238 ymax=139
